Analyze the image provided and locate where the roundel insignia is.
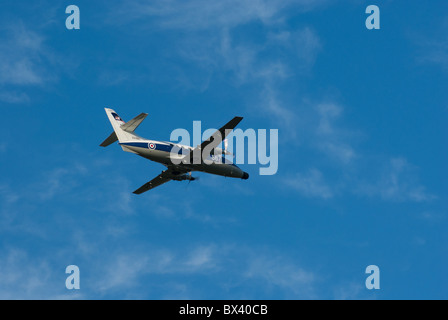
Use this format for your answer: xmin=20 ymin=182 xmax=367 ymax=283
xmin=148 ymin=143 xmax=156 ymax=150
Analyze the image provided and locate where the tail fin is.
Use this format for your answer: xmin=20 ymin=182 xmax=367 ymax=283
xmin=100 ymin=108 xmax=146 ymax=146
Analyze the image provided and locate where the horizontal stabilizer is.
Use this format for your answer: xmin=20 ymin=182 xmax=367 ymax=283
xmin=121 ymin=113 xmax=148 ymax=133
xmin=100 ymin=132 xmax=118 ymax=147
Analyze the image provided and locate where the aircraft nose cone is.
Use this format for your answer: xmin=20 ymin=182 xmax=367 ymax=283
xmin=242 ymin=172 xmax=249 ymax=180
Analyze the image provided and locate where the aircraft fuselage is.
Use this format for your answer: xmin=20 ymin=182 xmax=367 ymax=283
xmin=120 ymin=140 xmax=249 ymax=179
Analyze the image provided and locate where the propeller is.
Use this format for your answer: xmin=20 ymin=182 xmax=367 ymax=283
xmin=187 ymin=172 xmax=199 ymax=187
xmin=223 ymin=138 xmax=235 ymax=158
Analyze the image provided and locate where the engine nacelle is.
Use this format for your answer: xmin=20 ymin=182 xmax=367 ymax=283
xmin=211 ymin=147 xmax=233 ymax=156
xmin=172 ymin=174 xmax=197 ymax=181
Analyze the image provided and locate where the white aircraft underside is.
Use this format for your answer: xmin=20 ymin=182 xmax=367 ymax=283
xmin=100 ymin=108 xmax=249 ymax=194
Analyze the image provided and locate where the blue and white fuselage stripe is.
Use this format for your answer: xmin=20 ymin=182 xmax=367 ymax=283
xmin=119 ymin=141 xmax=238 ymax=166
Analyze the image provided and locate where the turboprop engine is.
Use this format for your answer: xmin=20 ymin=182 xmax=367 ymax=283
xmin=172 ymin=173 xmax=198 ymax=181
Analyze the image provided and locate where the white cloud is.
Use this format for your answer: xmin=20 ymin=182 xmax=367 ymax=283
xmin=333 ymin=282 xmax=366 ymax=300
xmin=0 ymin=184 xmax=19 ymax=204
xmin=284 ymin=102 xmax=435 ymax=203
xmin=259 ymin=85 xmax=297 ymax=129
xmin=315 ymin=102 xmax=357 ymax=164
xmin=294 ymin=27 xmax=322 ymax=66
xmin=0 ymin=24 xmax=48 ymax=86
xmin=245 ymin=254 xmax=316 ymax=298
xmin=0 ymin=91 xmax=30 ymax=104
xmin=413 ymin=18 xmax=448 ymax=70
xmin=0 ymin=240 xmax=318 ymax=299
xmin=97 ymin=70 xmax=130 ymax=86
xmin=318 ymin=142 xmax=356 ymax=164
xmin=0 ymin=22 xmax=62 ymax=105
xmin=36 ymin=166 xmax=88 ymax=201
xmin=116 ymin=0 xmax=324 ymax=30
xmin=419 ymin=211 xmax=446 ymax=223
xmin=88 ymin=243 xmax=318 ymax=298
xmin=420 ymin=42 xmax=448 ymax=69
xmin=185 ymin=246 xmax=215 ymax=269
xmin=94 ymin=246 xmax=217 ymax=294
xmin=108 ymin=1 xmax=323 ymax=128
xmin=267 ymin=28 xmax=322 ymax=69
xmin=0 ymin=248 xmax=80 ymax=299
xmin=357 ymin=157 xmax=436 ymax=202
xmin=284 ymin=168 xmax=333 ymax=199
xmin=96 ymin=253 xmax=153 ymax=292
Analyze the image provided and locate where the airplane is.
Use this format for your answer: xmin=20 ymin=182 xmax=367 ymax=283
xmin=100 ymin=108 xmax=249 ymax=194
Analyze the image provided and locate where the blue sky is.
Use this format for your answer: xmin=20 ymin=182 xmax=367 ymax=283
xmin=0 ymin=0 xmax=447 ymax=299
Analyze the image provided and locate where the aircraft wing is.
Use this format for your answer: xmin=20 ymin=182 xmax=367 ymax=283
xmin=133 ymin=170 xmax=174 ymax=194
xmin=133 ymin=167 xmax=191 ymax=194
xmin=186 ymin=116 xmax=243 ymax=164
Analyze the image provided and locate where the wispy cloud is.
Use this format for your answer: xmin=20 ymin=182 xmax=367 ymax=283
xmin=0 ymin=248 xmax=81 ymax=299
xmin=258 ymin=85 xmax=297 ymax=129
xmin=185 ymin=246 xmax=214 ymax=267
xmin=0 ymin=238 xmax=318 ymax=299
xmin=91 ymin=243 xmax=317 ymax=298
xmin=115 ymin=0 xmax=325 ymax=30
xmin=284 ymin=168 xmax=333 ymax=199
xmin=284 ymin=101 xmax=435 ymax=203
xmin=333 ymin=282 xmax=367 ymax=300
xmin=0 ymin=184 xmax=19 ymax=204
xmin=0 ymin=91 xmax=30 ymax=104
xmin=356 ymin=157 xmax=436 ymax=202
xmin=413 ymin=17 xmax=448 ymax=70
xmin=315 ymin=103 xmax=357 ymax=164
xmin=0 ymin=21 xmax=60 ymax=105
xmin=36 ymin=165 xmax=87 ymax=201
xmin=93 ymin=246 xmax=216 ymax=294
xmin=0 ymin=23 xmax=50 ymax=86
xmin=419 ymin=40 xmax=448 ymax=69
xmin=107 ymin=1 xmax=323 ymax=129
xmin=245 ymin=255 xmax=316 ymax=298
